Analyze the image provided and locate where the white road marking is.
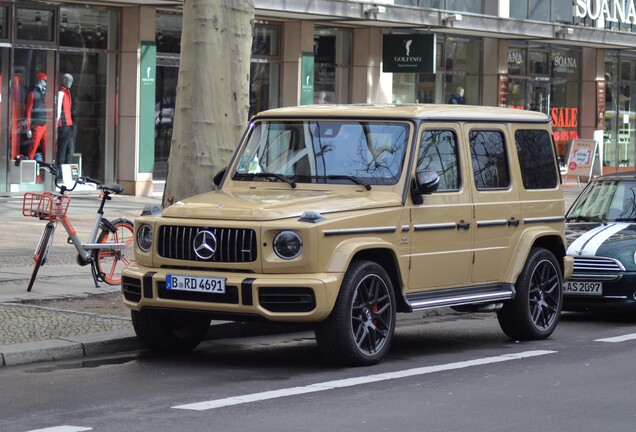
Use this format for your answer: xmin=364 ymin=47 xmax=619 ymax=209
xmin=173 ymin=350 xmax=556 ymax=411
xmin=25 ymin=427 xmax=92 ymax=432
xmin=595 ymin=333 xmax=636 ymax=343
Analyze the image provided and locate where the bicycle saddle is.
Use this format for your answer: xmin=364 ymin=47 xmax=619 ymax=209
xmin=101 ymin=184 xmax=124 ymax=194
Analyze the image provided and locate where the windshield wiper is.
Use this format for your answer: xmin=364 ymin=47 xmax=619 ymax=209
xmin=293 ymin=174 xmax=371 ymax=191
xmin=234 ymin=172 xmax=297 ymax=188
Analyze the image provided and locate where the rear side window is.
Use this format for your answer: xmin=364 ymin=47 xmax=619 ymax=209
xmin=515 ymin=129 xmax=558 ymax=189
xmin=417 ymin=130 xmax=460 ymax=191
xmin=470 ymin=130 xmax=509 ymax=190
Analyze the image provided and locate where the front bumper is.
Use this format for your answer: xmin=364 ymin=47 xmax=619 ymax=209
xmin=121 ymin=265 xmax=343 ymax=323
xmin=563 ymin=272 xmax=636 ymax=310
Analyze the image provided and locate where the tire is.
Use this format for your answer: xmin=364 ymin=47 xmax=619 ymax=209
xmin=27 ymin=223 xmax=55 ymax=292
xmin=93 ymin=218 xmax=134 ymax=285
xmin=315 ymin=260 xmax=396 ymax=366
xmin=131 ymin=309 xmax=211 ymax=353
xmin=497 ymin=247 xmax=563 ymax=340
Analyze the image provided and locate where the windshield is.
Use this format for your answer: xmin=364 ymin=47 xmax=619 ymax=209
xmin=233 ymin=120 xmax=410 ymax=186
xmin=566 ymin=180 xmax=636 ymax=222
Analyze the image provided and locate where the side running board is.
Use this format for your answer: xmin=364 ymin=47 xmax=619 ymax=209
xmin=404 ymin=284 xmax=515 ymax=312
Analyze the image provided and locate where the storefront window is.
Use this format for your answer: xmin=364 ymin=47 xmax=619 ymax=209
xmin=506 ymin=44 xmax=581 ymax=165
xmin=393 ymin=36 xmax=481 ymax=105
xmin=511 ymin=0 xmax=571 ymax=22
xmin=10 ymin=49 xmax=55 ymax=190
xmin=396 ymin=0 xmax=482 ymax=13
xmin=59 ymin=6 xmax=114 ymax=50
xmin=156 ymin=12 xmax=182 ymax=54
xmin=0 ymin=7 xmax=8 ymax=39
xmin=16 ymin=7 xmax=55 ymax=42
xmin=250 ymin=24 xmax=281 ymax=117
xmin=153 ymin=12 xmax=182 ymax=181
xmin=604 ymin=53 xmax=636 ymax=173
xmin=314 ymin=27 xmax=352 ymax=104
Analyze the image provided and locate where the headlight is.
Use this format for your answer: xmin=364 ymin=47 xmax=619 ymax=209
xmin=136 ymin=224 xmax=153 ymax=252
xmin=273 ymin=231 xmax=303 ymax=260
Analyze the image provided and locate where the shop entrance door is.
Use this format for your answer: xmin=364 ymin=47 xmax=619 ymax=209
xmin=527 ymin=80 xmax=551 ymax=115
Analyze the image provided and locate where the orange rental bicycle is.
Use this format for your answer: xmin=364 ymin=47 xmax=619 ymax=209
xmin=22 ymin=161 xmax=134 ymax=292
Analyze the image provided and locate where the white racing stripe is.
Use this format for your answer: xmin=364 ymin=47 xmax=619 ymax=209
xmin=595 ymin=333 xmax=636 ymax=343
xmin=173 ymin=350 xmax=556 ymax=411
xmin=25 ymin=427 xmax=92 ymax=432
xmin=567 ymin=223 xmax=630 ymax=256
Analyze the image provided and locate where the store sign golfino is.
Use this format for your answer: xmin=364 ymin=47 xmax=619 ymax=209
xmin=575 ymin=0 xmax=636 ymax=23
xmin=382 ymin=34 xmax=436 ymax=73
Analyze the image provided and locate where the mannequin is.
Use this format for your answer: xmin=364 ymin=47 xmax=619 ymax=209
xmin=25 ymin=71 xmax=48 ymax=160
xmin=448 ymin=86 xmax=465 ymax=104
xmin=56 ymin=73 xmax=74 ymax=165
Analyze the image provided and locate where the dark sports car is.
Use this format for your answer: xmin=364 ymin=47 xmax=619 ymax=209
xmin=564 ymin=172 xmax=636 ymax=310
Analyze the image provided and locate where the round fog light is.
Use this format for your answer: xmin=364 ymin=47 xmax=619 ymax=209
xmin=273 ymin=231 xmax=303 ymax=260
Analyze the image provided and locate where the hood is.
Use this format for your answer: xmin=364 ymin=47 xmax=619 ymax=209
xmin=566 ymin=222 xmax=636 ymax=257
xmin=162 ymin=188 xmax=402 ymax=221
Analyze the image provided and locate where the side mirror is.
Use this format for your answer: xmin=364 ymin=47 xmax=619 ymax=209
xmin=213 ymin=167 xmax=227 ymax=188
xmin=416 ymin=171 xmax=440 ymax=194
xmin=410 ymin=170 xmax=440 ymax=205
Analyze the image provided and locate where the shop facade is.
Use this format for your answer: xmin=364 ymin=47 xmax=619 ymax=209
xmin=3 ymin=0 xmax=636 ymax=196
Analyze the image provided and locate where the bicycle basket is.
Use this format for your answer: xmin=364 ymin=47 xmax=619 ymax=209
xmin=22 ymin=192 xmax=70 ymax=221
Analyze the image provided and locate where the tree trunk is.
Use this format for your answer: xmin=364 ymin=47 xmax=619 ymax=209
xmin=163 ymin=0 xmax=254 ymax=206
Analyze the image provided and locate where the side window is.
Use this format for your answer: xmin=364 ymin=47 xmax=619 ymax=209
xmin=515 ymin=129 xmax=558 ymax=189
xmin=417 ymin=130 xmax=460 ymax=191
xmin=469 ymin=130 xmax=509 ymax=190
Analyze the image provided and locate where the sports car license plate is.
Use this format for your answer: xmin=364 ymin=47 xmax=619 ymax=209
xmin=166 ymin=274 xmax=226 ymax=294
xmin=563 ymin=281 xmax=602 ymax=296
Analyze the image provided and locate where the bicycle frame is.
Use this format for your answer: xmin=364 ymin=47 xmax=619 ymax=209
xmin=60 ymin=193 xmax=126 ymax=263
xmin=26 ymin=161 xmax=134 ymax=291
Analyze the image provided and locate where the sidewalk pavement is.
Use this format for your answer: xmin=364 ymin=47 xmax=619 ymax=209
xmin=0 ymin=184 xmax=587 ymax=368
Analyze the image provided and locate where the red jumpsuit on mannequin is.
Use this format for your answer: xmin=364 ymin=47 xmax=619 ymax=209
xmin=25 ymin=71 xmax=48 ymax=160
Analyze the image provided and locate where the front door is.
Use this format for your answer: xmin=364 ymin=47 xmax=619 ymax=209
xmin=408 ymin=124 xmax=473 ymax=291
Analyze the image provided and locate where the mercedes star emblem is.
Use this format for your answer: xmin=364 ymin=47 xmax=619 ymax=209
xmin=193 ymin=230 xmax=218 ymax=260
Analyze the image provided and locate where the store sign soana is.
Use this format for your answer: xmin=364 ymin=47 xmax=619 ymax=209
xmin=575 ymin=0 xmax=636 ymax=23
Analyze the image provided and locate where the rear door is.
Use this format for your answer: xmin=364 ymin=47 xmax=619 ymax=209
xmin=467 ymin=124 xmax=523 ymax=283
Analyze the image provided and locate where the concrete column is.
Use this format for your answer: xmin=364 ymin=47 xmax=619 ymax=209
xmin=352 ymin=27 xmax=391 ymax=103
xmin=579 ymin=47 xmax=603 ymax=142
xmin=119 ymin=6 xmax=155 ymax=196
xmin=281 ymin=21 xmax=314 ymax=107
xmin=481 ymin=38 xmax=508 ymax=107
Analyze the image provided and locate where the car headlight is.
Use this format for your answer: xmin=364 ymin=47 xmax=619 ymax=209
xmin=273 ymin=231 xmax=303 ymax=260
xmin=136 ymin=224 xmax=153 ymax=253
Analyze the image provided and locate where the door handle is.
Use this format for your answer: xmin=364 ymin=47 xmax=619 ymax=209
xmin=456 ymin=220 xmax=471 ymax=230
xmin=507 ymin=218 xmax=520 ymax=227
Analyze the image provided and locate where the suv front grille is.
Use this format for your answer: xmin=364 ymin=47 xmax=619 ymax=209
xmin=158 ymin=226 xmax=257 ymax=263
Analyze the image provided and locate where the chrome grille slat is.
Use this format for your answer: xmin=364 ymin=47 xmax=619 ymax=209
xmin=158 ymin=225 xmax=257 ymax=263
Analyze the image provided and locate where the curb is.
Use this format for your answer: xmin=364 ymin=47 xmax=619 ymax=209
xmin=0 ymin=320 xmax=311 ymax=367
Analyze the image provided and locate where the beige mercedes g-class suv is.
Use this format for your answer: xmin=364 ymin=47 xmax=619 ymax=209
xmin=122 ymin=104 xmax=573 ymax=366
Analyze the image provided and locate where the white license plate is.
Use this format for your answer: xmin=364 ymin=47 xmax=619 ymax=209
xmin=166 ymin=274 xmax=226 ymax=294
xmin=564 ymin=281 xmax=602 ymax=296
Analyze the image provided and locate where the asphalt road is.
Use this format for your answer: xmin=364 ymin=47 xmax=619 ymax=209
xmin=1 ymin=310 xmax=635 ymax=432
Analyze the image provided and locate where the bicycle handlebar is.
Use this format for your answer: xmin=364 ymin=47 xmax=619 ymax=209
xmin=37 ymin=161 xmax=102 ymax=193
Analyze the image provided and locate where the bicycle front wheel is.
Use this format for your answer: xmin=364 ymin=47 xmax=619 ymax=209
xmin=27 ymin=223 xmax=56 ymax=292
xmin=93 ymin=218 xmax=134 ymax=285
